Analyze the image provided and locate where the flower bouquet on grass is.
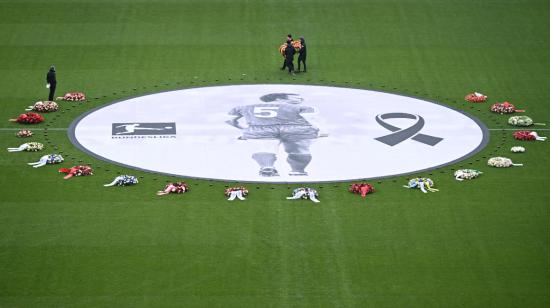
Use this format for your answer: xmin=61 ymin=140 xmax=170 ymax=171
xmin=279 ymin=40 xmax=302 ymax=56
xmin=287 ymin=187 xmax=320 ymax=203
xmin=349 ymin=183 xmax=375 ymax=198
xmin=104 ymin=175 xmax=139 ymax=187
xmin=454 ymin=169 xmax=482 ymax=181
xmin=490 ymin=102 xmax=524 ymax=114
xmin=26 ymin=101 xmax=58 ymax=113
xmin=513 ymin=130 xmax=546 ymax=141
xmin=157 ymin=182 xmax=189 ymax=195
xmin=225 ymin=186 xmax=248 ymax=201
xmin=16 ymin=130 xmax=33 ymax=138
xmin=404 ymin=178 xmax=438 ymax=193
xmin=465 ymin=92 xmax=487 ymax=103
xmin=9 ymin=112 xmax=44 ymax=124
xmin=27 ymin=154 xmax=63 ymax=168
xmin=510 ymin=146 xmax=525 ymax=153
xmin=58 ymin=92 xmax=86 ymax=101
xmin=508 ymin=116 xmax=545 ymax=127
xmin=7 ymin=142 xmax=43 ymax=152
xmin=487 ymin=157 xmax=522 ymax=168
xmin=58 ymin=165 xmax=93 ymax=179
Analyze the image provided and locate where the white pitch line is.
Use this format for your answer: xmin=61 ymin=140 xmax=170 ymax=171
xmin=2 ymin=127 xmax=549 ymax=132
xmin=0 ymin=128 xmax=68 ymax=131
xmin=488 ymin=128 xmax=550 ymax=131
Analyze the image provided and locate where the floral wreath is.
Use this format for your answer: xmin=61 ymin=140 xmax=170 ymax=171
xmin=278 ymin=40 xmax=302 ymax=56
xmin=286 ymin=187 xmax=320 ymax=203
xmin=16 ymin=130 xmax=33 ymax=138
xmin=508 ymin=115 xmax=545 ymax=127
xmin=58 ymin=92 xmax=86 ymax=101
xmin=510 ymin=146 xmax=525 ymax=153
xmin=349 ymin=183 xmax=375 ymax=197
xmin=490 ymin=102 xmax=524 ymax=114
xmin=464 ymin=92 xmax=487 ymax=103
xmin=104 ymin=175 xmax=139 ymax=187
xmin=7 ymin=142 xmax=44 ymax=152
xmin=404 ymin=178 xmax=438 ymax=193
xmin=9 ymin=112 xmax=44 ymax=124
xmin=454 ymin=169 xmax=482 ymax=181
xmin=26 ymin=101 xmax=58 ymax=113
xmin=225 ymin=186 xmax=248 ymax=197
xmin=487 ymin=157 xmax=522 ymax=168
xmin=58 ymin=165 xmax=93 ymax=179
xmin=294 ymin=187 xmax=318 ymax=199
xmin=27 ymin=154 xmax=64 ymax=168
xmin=513 ymin=130 xmax=547 ymax=141
xmin=225 ymin=186 xmax=248 ymax=201
xmin=157 ymin=182 xmax=189 ymax=195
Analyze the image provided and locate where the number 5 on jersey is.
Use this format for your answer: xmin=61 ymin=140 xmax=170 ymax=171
xmin=254 ymin=106 xmax=279 ymax=118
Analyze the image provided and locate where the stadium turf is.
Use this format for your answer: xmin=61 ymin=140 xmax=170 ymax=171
xmin=0 ymin=0 xmax=549 ymax=306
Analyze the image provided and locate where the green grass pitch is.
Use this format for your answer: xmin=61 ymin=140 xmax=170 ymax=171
xmin=1 ymin=0 xmax=549 ymax=306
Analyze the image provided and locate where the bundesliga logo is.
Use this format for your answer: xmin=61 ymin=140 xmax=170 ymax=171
xmin=112 ymin=122 xmax=176 ymax=136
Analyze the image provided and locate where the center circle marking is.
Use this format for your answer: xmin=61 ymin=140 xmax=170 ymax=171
xmin=69 ymin=84 xmax=488 ymax=183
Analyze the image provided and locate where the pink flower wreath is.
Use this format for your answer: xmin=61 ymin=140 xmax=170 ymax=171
xmin=157 ymin=182 xmax=189 ymax=195
xmin=513 ymin=130 xmax=547 ymax=141
xmin=16 ymin=129 xmax=33 ymax=137
xmin=490 ymin=102 xmax=524 ymax=114
xmin=58 ymin=92 xmax=86 ymax=101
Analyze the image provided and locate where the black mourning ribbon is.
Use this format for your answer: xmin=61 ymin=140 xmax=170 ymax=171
xmin=375 ymin=113 xmax=443 ymax=146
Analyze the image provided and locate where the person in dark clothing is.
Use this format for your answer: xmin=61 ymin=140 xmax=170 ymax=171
xmin=297 ymin=37 xmax=307 ymax=72
xmin=284 ymin=41 xmax=295 ymax=75
xmin=281 ymin=34 xmax=293 ymax=70
xmin=46 ymin=66 xmax=57 ymax=101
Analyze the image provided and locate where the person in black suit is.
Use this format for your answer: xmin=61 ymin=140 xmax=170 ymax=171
xmin=281 ymin=34 xmax=293 ymax=70
xmin=284 ymin=41 xmax=295 ymax=75
xmin=46 ymin=66 xmax=57 ymax=101
xmin=297 ymin=37 xmax=307 ymax=72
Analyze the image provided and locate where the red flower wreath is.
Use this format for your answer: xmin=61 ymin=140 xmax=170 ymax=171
xmin=58 ymin=165 xmax=93 ymax=179
xmin=490 ymin=102 xmax=524 ymax=114
xmin=9 ymin=112 xmax=44 ymax=124
xmin=464 ymin=92 xmax=487 ymax=103
xmin=349 ymin=183 xmax=375 ymax=198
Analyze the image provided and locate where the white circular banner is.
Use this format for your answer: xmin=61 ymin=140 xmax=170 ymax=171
xmin=69 ymin=84 xmax=488 ymax=183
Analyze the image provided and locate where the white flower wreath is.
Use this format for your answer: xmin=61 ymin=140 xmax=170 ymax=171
xmin=7 ymin=142 xmax=44 ymax=152
xmin=104 ymin=175 xmax=139 ymax=187
xmin=27 ymin=154 xmax=64 ymax=168
xmin=487 ymin=157 xmax=522 ymax=168
xmin=510 ymin=146 xmax=525 ymax=153
xmin=287 ymin=187 xmax=320 ymax=203
xmin=508 ymin=116 xmax=545 ymax=127
xmin=454 ymin=169 xmax=482 ymax=181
